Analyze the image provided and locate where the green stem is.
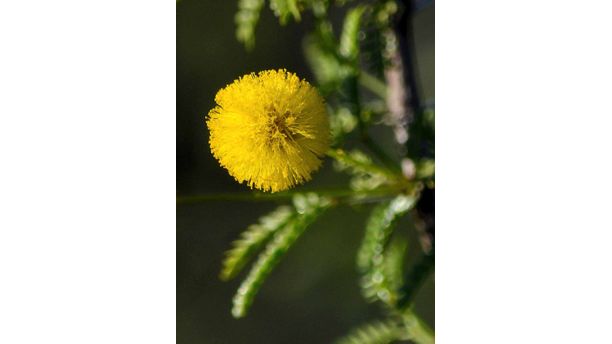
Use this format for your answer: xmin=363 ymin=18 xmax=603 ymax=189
xmin=359 ymin=71 xmax=387 ymax=99
xmin=326 ymin=149 xmax=400 ymax=181
xmin=177 ymin=186 xmax=402 ymax=205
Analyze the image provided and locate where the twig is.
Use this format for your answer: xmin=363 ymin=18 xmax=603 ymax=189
xmin=385 ymin=0 xmax=423 ymax=146
xmin=387 ymin=3 xmax=435 ymax=312
xmin=177 ymin=186 xmax=403 ymax=205
xmin=359 ymin=71 xmax=387 ymax=99
xmin=395 ymin=0 xmax=422 ymax=124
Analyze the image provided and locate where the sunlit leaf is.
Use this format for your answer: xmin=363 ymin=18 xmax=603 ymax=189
xmin=329 ymin=149 xmax=396 ymax=179
xmin=270 ymin=0 xmax=301 ymax=24
xmin=358 ymin=195 xmax=416 ymax=304
xmin=329 ymin=106 xmax=359 ymax=144
xmin=231 ymin=193 xmax=331 ymax=318
xmin=220 ymin=206 xmax=295 ymax=281
xmin=304 ymin=33 xmax=345 ymax=94
xmin=235 ymin=0 xmax=266 ymax=50
xmin=335 ymin=319 xmax=402 ymax=344
xmin=339 ymin=5 xmax=366 ymax=61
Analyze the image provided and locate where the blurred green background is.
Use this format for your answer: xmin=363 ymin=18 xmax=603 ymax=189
xmin=177 ymin=1 xmax=434 ymax=343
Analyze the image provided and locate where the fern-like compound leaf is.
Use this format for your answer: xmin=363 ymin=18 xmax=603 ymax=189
xmin=220 ymin=206 xmax=294 ymax=281
xmin=334 ymin=319 xmax=402 ymax=344
xmin=231 ymin=193 xmax=331 ymax=318
xmin=360 ymin=0 xmax=400 ymax=78
xmin=304 ymin=32 xmax=344 ymax=94
xmin=357 ymin=195 xmax=416 ymax=304
xmin=269 ymin=0 xmax=301 ymax=24
xmin=339 ymin=5 xmax=366 ymax=61
xmin=328 ymin=149 xmax=396 ymax=179
xmin=382 ymin=236 xmax=408 ymax=296
xmin=329 ymin=106 xmax=359 ymax=144
xmin=328 ymin=148 xmax=401 ymax=191
xmin=235 ymin=0 xmax=266 ymax=50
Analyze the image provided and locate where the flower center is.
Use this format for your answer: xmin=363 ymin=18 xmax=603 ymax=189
xmin=266 ymin=106 xmax=297 ymax=142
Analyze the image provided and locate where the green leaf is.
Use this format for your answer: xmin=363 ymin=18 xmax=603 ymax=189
xmin=360 ymin=1 xmax=400 ymax=78
xmin=328 ymin=149 xmax=396 ymax=180
xmin=329 ymin=106 xmax=358 ymax=144
xmin=357 ymin=195 xmax=416 ymax=304
xmin=415 ymin=159 xmax=435 ymax=180
xmin=335 ymin=312 xmax=434 ymax=344
xmin=303 ymin=32 xmax=345 ymax=94
xmin=220 ymin=205 xmax=295 ymax=281
xmin=309 ymin=0 xmax=329 ymax=18
xmin=339 ymin=5 xmax=366 ymax=61
xmin=359 ymin=71 xmax=387 ymax=99
xmin=328 ymin=149 xmax=401 ymax=192
xmin=231 ymin=193 xmax=331 ymax=318
xmin=357 ymin=195 xmax=415 ymax=270
xmin=382 ymin=237 xmax=408 ymax=296
xmin=235 ymin=0 xmax=265 ymax=50
xmin=270 ymin=0 xmax=301 ymax=24
xmin=334 ymin=319 xmax=402 ymax=344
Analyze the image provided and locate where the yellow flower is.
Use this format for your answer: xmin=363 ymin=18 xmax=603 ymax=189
xmin=207 ymin=69 xmax=330 ymax=192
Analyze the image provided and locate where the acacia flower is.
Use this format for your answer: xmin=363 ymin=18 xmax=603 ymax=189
xmin=206 ymin=69 xmax=330 ymax=192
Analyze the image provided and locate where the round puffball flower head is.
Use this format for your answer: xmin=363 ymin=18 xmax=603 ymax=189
xmin=206 ymin=69 xmax=330 ymax=193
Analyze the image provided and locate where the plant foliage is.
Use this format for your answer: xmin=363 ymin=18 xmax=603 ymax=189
xmin=270 ymin=0 xmax=301 ymax=24
xmin=230 ymin=193 xmax=331 ymax=318
xmin=235 ymin=0 xmax=266 ymax=50
xmin=357 ymin=195 xmax=416 ymax=305
xmin=205 ymin=0 xmax=436 ymax=340
xmin=334 ymin=319 xmax=402 ymax=344
xmin=220 ymin=205 xmax=295 ymax=281
xmin=339 ymin=5 xmax=366 ymax=61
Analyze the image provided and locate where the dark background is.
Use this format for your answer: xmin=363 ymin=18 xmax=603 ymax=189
xmin=177 ymin=1 xmax=434 ymax=342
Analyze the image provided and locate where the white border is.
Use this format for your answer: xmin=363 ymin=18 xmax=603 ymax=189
xmin=437 ymin=0 xmax=612 ymax=342
xmin=0 ymin=1 xmax=176 ymax=342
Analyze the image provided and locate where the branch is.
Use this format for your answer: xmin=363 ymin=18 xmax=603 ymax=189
xmin=396 ymin=0 xmax=422 ymax=120
xmin=176 ymin=186 xmax=403 ymax=205
xmin=359 ymin=71 xmax=387 ymax=99
xmin=385 ymin=0 xmax=423 ymax=146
